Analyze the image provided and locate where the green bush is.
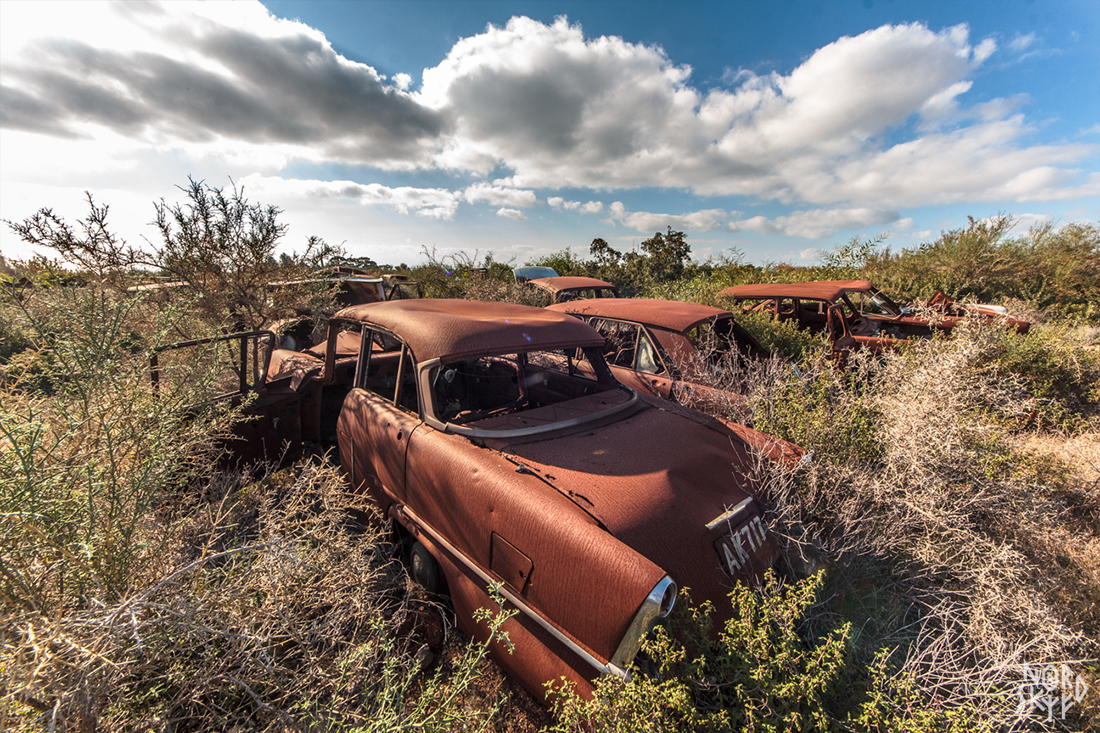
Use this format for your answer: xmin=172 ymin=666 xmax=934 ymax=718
xmin=979 ymin=320 xmax=1100 ymax=430
xmin=0 ymin=286 xmax=227 ymax=611
xmin=549 ymin=571 xmax=851 ymax=733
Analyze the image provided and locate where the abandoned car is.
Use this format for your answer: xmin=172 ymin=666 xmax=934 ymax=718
xmin=331 ymin=299 xmax=780 ymax=700
xmin=543 ymin=299 xmax=802 ymax=462
xmin=719 ymin=280 xmax=1029 ymax=353
xmin=161 ymin=300 xmax=783 ymax=702
xmin=526 ymin=275 xmax=621 ymax=304
xmin=512 ymin=266 xmax=620 ymax=304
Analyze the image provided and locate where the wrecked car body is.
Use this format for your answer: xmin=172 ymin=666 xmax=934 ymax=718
xmin=156 ymin=299 xmax=782 ymax=702
xmin=545 ymin=299 xmax=801 ymax=462
xmin=527 ymin=276 xmax=621 ymax=304
xmin=330 ymin=300 xmax=779 ymax=700
xmin=513 ymin=266 xmax=620 ymax=304
xmin=719 ymin=280 xmax=1029 ymax=354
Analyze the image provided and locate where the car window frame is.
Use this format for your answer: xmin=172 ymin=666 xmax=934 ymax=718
xmin=351 ymin=323 xmax=421 ymax=417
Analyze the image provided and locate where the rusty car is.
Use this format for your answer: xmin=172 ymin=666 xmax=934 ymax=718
xmin=513 ymin=266 xmax=621 ymax=304
xmin=542 ymin=299 xmax=802 ymax=462
xmin=329 ymin=299 xmax=779 ymax=700
xmin=526 ymin=275 xmax=621 ymax=304
xmin=154 ymin=299 xmax=783 ymax=703
xmin=719 ymin=279 xmax=1029 ymax=354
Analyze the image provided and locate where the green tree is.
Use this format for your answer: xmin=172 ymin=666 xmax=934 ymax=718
xmin=631 ymin=227 xmax=692 ymax=282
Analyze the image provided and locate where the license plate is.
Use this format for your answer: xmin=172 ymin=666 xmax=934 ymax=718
xmin=716 ymin=515 xmax=768 ymax=576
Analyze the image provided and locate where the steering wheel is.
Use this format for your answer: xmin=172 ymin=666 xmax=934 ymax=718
xmin=848 ymin=317 xmax=871 ymax=336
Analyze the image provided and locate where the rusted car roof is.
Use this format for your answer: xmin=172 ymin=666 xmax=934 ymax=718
xmin=529 ymin=276 xmax=619 ymax=294
xmin=719 ymin=280 xmax=874 ymax=302
xmin=334 ymin=299 xmax=605 ymax=362
xmin=547 ymin=298 xmax=733 ymax=332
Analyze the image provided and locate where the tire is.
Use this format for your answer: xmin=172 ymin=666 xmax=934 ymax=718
xmin=409 ymin=541 xmax=442 ymax=594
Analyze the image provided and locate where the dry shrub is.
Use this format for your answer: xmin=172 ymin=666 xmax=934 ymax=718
xmin=458 ymin=277 xmax=551 ymax=307
xmin=679 ymin=317 xmax=1099 ymax=729
xmin=0 ymin=461 xmax=509 ymax=732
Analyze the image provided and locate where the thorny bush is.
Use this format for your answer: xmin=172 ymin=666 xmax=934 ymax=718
xmin=674 ymin=315 xmax=1100 ymax=730
xmin=1 ymin=461 xmax=511 ymax=732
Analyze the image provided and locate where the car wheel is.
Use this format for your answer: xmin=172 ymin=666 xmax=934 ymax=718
xmin=410 ymin=541 xmax=442 ymax=594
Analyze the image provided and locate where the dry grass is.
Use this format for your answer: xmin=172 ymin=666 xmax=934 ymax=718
xmin=678 ymin=317 xmax=1100 ymax=729
xmin=0 ymin=460 xmax=527 ymax=732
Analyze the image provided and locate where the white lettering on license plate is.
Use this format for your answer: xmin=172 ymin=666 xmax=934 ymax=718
xmin=717 ymin=515 xmax=768 ymax=576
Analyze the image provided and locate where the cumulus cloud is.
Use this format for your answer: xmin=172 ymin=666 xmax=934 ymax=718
xmin=496 ymin=207 xmax=527 ymax=222
xmin=1 ymin=5 xmax=1094 ymax=242
xmin=728 ymin=207 xmax=901 ymax=239
xmin=238 ymin=174 xmax=461 ymax=219
xmin=463 ymin=183 xmax=537 ymax=208
xmin=0 ymin=1 xmax=444 ymax=166
xmin=547 ymin=196 xmax=603 ymax=213
xmin=416 ymin=17 xmax=1093 ymax=206
xmin=607 ymin=202 xmax=729 ymax=233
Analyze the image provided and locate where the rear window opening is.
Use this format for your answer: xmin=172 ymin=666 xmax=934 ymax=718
xmin=429 ymin=347 xmax=629 ymax=431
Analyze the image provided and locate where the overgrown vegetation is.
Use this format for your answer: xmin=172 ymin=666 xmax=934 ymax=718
xmin=0 ymin=284 xmax=519 ymax=731
xmin=3 ymin=195 xmax=1098 ymax=731
xmin=6 ymin=178 xmax=339 ymax=331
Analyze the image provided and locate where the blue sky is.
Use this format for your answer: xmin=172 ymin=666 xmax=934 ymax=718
xmin=1 ymin=1 xmax=1097 ymax=267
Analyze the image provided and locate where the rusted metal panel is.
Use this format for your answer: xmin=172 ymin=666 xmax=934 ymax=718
xmin=720 ymin=280 xmax=875 ymax=302
xmin=528 ymin=276 xmax=621 ymax=302
xmin=550 ymin=297 xmax=738 ymax=334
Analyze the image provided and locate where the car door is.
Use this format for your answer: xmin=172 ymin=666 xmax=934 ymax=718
xmin=588 ymin=318 xmax=672 ymax=398
xmin=338 ymin=327 xmax=422 ymax=508
xmin=152 ymin=330 xmax=302 ymax=466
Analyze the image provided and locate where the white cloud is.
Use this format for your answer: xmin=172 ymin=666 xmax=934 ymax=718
xmin=607 ymin=202 xmax=728 ymax=233
xmin=1009 ymin=33 xmax=1036 ymax=53
xmin=1 ymin=6 xmax=1095 ymax=251
xmin=238 ymin=174 xmax=461 ymax=219
xmin=463 ymin=183 xmax=537 ymax=208
xmin=728 ymin=207 xmax=900 ymax=239
xmin=496 ymin=207 xmax=527 ymax=222
xmin=0 ymin=1 xmax=445 ymax=167
xmin=547 ymin=197 xmax=603 ymax=213
xmin=798 ymin=248 xmax=822 ymax=261
xmin=1012 ymin=213 xmax=1054 ymax=230
xmin=414 ymin=17 xmax=1093 ymax=206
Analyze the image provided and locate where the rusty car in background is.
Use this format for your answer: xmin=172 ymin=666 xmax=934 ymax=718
xmin=512 ymin=265 xmax=621 ymax=304
xmin=270 ymin=267 xmax=422 ymax=351
xmin=158 ymin=299 xmax=782 ymax=702
xmin=526 ymin=275 xmax=621 ymax=303
xmin=719 ymin=279 xmax=1029 ymax=354
xmin=545 ymin=299 xmax=802 ymax=462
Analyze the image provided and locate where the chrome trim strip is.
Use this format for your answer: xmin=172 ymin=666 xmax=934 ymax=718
xmin=609 ymin=576 xmax=676 ymax=669
xmin=706 ymin=497 xmax=753 ymax=530
xmin=393 ymin=504 xmax=629 ymax=679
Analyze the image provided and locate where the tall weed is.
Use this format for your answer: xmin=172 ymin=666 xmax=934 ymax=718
xmin=0 ymin=287 xmax=226 ymax=611
xmin=1 ymin=461 xmax=508 ymax=732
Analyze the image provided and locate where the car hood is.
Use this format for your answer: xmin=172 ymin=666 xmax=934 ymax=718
xmin=487 ymin=395 xmax=776 ymax=602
